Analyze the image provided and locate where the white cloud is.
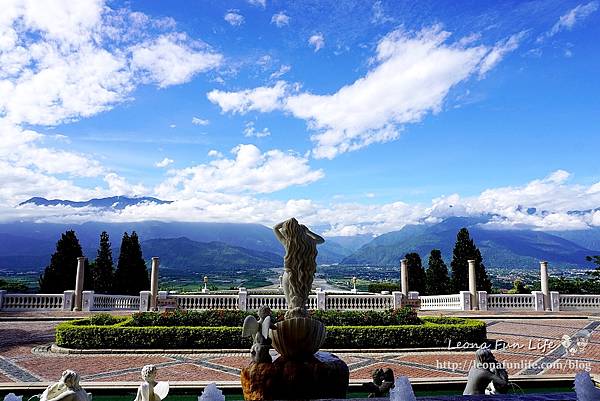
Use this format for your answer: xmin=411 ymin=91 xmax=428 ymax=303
xmin=103 ymin=173 xmax=147 ymax=196
xmin=130 ymin=33 xmax=222 ymax=88
xmin=243 ymin=121 xmax=271 ymax=138
xmin=208 ymin=150 xmax=223 ymax=158
xmin=169 ymin=124 xmax=177 ymax=128
xmin=0 ymin=1 xmax=223 ymax=205
xmin=0 ymin=3 xmax=223 ymax=126
xmin=207 ymin=80 xmax=289 ymax=114
xmin=538 ymin=1 xmax=599 ymax=42
xmin=3 ymin=169 xmax=600 ymax=235
xmin=155 ymin=157 xmax=174 ymax=168
xmin=270 ymin=64 xmax=291 ymax=79
xmin=192 ymin=117 xmax=210 ymax=126
xmin=308 ymin=33 xmax=325 ymax=52
xmin=371 ymin=1 xmax=393 ymax=25
xmin=208 ymin=26 xmax=523 ymax=159
xmin=478 ymin=31 xmax=526 ymax=76
xmin=224 ymin=11 xmax=245 ymax=26
xmin=271 ymin=12 xmax=290 ymax=27
xmin=247 ymin=0 xmax=266 ymax=7
xmin=155 ymin=144 xmax=324 ymax=198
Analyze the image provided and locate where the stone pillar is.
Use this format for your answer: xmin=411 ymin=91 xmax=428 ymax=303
xmin=62 ymin=290 xmax=74 ymax=311
xmin=477 ymin=291 xmax=488 ymax=311
xmin=139 ymin=291 xmax=151 ymax=312
xmin=400 ymin=259 xmax=408 ymax=297
xmin=82 ymin=290 xmax=94 ymax=312
xmin=150 ymin=257 xmax=159 ymax=311
xmin=316 ymin=288 xmax=326 ymax=310
xmin=0 ymin=290 xmax=6 ymax=310
xmin=408 ymin=291 xmax=419 ymax=300
xmin=459 ymin=291 xmax=471 ymax=311
xmin=550 ymin=291 xmax=560 ymax=312
xmin=238 ymin=287 xmax=248 ymax=311
xmin=532 ymin=291 xmax=544 ymax=311
xmin=468 ymin=259 xmax=477 ymax=310
xmin=392 ymin=291 xmax=403 ymax=309
xmin=540 ymin=261 xmax=550 ymax=311
xmin=73 ymin=257 xmax=86 ymax=311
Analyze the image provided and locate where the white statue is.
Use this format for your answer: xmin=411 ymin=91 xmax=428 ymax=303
xmin=574 ymin=371 xmax=600 ymax=400
xmin=40 ymin=370 xmax=90 ymax=401
xmin=273 ymin=218 xmax=324 ymax=318
xmin=3 ymin=394 xmax=22 ymax=401
xmin=242 ymin=305 xmax=277 ymax=363
xmin=389 ymin=376 xmax=416 ymax=401
xmin=198 ymin=383 xmax=225 ymax=401
xmin=133 ymin=365 xmax=169 ymax=401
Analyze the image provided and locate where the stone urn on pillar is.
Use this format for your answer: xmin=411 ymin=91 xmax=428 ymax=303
xmin=240 ymin=218 xmax=349 ymax=401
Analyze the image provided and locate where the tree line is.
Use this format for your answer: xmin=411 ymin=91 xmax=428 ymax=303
xmin=38 ymin=230 xmax=150 ymax=295
xmin=369 ymin=227 xmax=492 ymax=295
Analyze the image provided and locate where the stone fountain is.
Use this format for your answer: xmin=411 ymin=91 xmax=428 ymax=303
xmin=240 ymin=218 xmax=349 ymax=401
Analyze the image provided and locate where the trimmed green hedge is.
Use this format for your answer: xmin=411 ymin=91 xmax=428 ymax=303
xmin=55 ymin=311 xmax=485 ymax=350
xmin=127 ymin=308 xmax=420 ymax=327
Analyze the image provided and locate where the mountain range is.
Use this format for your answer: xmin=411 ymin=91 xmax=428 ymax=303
xmin=3 ymin=196 xmax=600 ymax=272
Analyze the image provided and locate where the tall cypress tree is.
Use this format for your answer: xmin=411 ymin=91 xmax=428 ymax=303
xmin=114 ymin=231 xmax=150 ymax=295
xmin=92 ymin=231 xmax=114 ymax=294
xmin=405 ymin=252 xmax=426 ymax=294
xmin=450 ymin=228 xmax=492 ymax=293
xmin=39 ymin=230 xmax=90 ymax=293
xmin=426 ymin=249 xmax=450 ymax=295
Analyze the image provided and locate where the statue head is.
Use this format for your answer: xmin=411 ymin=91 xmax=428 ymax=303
xmin=61 ymin=370 xmax=81 ymax=391
xmin=258 ymin=305 xmax=272 ymax=320
xmin=475 ymin=349 xmax=496 ymax=369
xmin=141 ymin=365 xmax=157 ymax=382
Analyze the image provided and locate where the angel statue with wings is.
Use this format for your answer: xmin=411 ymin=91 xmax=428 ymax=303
xmin=242 ymin=305 xmax=277 ymax=363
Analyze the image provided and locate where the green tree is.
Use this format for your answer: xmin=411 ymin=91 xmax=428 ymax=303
xmin=405 ymin=252 xmax=426 ymax=294
xmin=425 ymin=249 xmax=450 ymax=295
xmin=39 ymin=230 xmax=91 ymax=293
xmin=450 ymin=228 xmax=492 ymax=293
xmin=92 ymin=231 xmax=114 ymax=294
xmin=114 ymin=232 xmax=149 ymax=295
xmin=585 ymin=255 xmax=600 ymax=280
xmin=507 ymin=279 xmax=531 ymax=294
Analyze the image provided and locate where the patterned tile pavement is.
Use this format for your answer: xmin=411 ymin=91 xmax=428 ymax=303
xmin=0 ymin=318 xmax=598 ymax=384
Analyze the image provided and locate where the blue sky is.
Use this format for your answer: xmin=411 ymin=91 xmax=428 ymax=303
xmin=1 ymin=0 xmax=600 ymax=235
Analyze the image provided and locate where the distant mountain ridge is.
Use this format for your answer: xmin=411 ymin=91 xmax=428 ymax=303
xmin=343 ymin=216 xmax=600 ymax=268
xmin=19 ymin=196 xmax=171 ymax=210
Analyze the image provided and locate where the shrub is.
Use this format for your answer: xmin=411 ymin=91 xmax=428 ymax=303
xmin=127 ymin=307 xmax=419 ymax=328
xmin=55 ymin=312 xmax=485 ymax=350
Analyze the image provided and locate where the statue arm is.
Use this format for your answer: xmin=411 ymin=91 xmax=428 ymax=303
xmin=273 ymin=222 xmax=286 ymax=244
xmin=303 ymin=226 xmax=325 ymax=244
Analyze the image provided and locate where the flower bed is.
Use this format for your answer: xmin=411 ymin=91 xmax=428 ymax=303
xmin=55 ymin=309 xmax=486 ymax=350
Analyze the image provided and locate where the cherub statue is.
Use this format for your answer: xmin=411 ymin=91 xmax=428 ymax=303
xmin=242 ymin=305 xmax=277 ymax=363
xmin=463 ymin=349 xmax=509 ymax=395
xmin=133 ymin=365 xmax=169 ymax=401
xmin=40 ymin=370 xmax=90 ymax=401
xmin=273 ymin=218 xmax=324 ymax=318
xmin=362 ymin=368 xmax=395 ymax=397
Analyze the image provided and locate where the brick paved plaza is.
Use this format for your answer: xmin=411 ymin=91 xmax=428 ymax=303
xmin=0 ymin=316 xmax=598 ymax=386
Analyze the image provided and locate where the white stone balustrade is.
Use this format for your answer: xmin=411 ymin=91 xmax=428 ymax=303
xmin=2 ymin=288 xmax=600 ymax=313
xmin=92 ymin=294 xmax=141 ymax=311
xmin=246 ymin=294 xmax=287 ymax=311
xmin=487 ymin=293 xmax=535 ymax=310
xmin=558 ymin=294 xmax=600 ymax=310
xmin=0 ymin=293 xmax=64 ymax=310
xmin=419 ymin=294 xmax=462 ymax=310
xmin=171 ymin=294 xmax=240 ymax=310
xmin=325 ymin=293 xmax=393 ymax=310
